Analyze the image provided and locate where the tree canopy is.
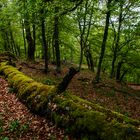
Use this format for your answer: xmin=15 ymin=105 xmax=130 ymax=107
xmin=0 ymin=0 xmax=140 ymax=82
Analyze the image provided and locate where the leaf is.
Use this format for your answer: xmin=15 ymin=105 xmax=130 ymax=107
xmin=2 ymin=137 xmax=9 ymax=140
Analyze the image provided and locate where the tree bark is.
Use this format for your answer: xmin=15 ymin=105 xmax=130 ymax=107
xmin=57 ymin=67 xmax=79 ymax=93
xmin=79 ymin=43 xmax=84 ymax=71
xmin=120 ymin=69 xmax=128 ymax=82
xmin=110 ymin=2 xmax=123 ymax=78
xmin=53 ymin=7 xmax=61 ymax=73
xmin=77 ymin=0 xmax=93 ymax=71
xmin=22 ymin=20 xmax=27 ymax=57
xmin=9 ymin=27 xmax=19 ymax=56
xmin=116 ymin=61 xmax=123 ymax=81
xmin=33 ymin=23 xmax=36 ymax=57
xmin=94 ymin=0 xmax=112 ymax=83
xmin=5 ymin=32 xmax=11 ymax=52
xmin=85 ymin=47 xmax=94 ymax=71
xmin=24 ymin=16 xmax=35 ymax=61
xmin=41 ymin=16 xmax=49 ymax=73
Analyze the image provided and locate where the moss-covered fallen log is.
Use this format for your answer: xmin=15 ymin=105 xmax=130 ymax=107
xmin=0 ymin=62 xmax=140 ymax=140
xmin=0 ymin=51 xmax=17 ymax=64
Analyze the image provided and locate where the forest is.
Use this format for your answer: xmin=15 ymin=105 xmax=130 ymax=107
xmin=0 ymin=0 xmax=140 ymax=139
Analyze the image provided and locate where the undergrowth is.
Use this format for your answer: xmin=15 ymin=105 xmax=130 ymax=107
xmin=0 ymin=118 xmax=30 ymax=140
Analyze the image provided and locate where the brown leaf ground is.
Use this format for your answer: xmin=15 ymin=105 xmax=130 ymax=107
xmin=0 ymin=77 xmax=69 ymax=139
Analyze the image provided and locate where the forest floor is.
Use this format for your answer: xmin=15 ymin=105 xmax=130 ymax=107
xmin=0 ymin=77 xmax=69 ymax=139
xmin=18 ymin=60 xmax=140 ymax=120
xmin=0 ymin=59 xmax=140 ymax=139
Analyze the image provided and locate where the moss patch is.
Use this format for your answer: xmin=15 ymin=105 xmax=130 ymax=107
xmin=0 ymin=62 xmax=140 ymax=139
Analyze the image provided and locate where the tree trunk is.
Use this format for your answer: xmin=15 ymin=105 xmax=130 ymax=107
xmin=15 ymin=44 xmax=21 ymax=57
xmin=120 ymin=69 xmax=128 ymax=82
xmin=85 ymin=48 xmax=94 ymax=72
xmin=110 ymin=2 xmax=123 ymax=78
xmin=116 ymin=61 xmax=123 ymax=81
xmin=22 ymin=20 xmax=27 ymax=57
xmin=57 ymin=67 xmax=79 ymax=93
xmin=53 ymin=7 xmax=61 ymax=73
xmin=33 ymin=23 xmax=36 ymax=58
xmin=5 ymin=32 xmax=11 ymax=52
xmin=70 ymin=48 xmax=73 ymax=63
xmin=79 ymin=43 xmax=83 ymax=71
xmin=9 ymin=28 xmax=18 ymax=56
xmin=94 ymin=0 xmax=112 ymax=83
xmin=41 ymin=9 xmax=49 ymax=73
xmin=110 ymin=51 xmax=117 ymax=78
xmin=24 ymin=17 xmax=35 ymax=61
xmin=3 ymin=31 xmax=8 ymax=51
xmin=52 ymin=44 xmax=55 ymax=64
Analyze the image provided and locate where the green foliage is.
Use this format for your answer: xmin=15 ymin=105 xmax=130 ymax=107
xmin=8 ymin=87 xmax=16 ymax=93
xmin=0 ymin=118 xmax=4 ymax=134
xmin=0 ymin=0 xmax=140 ymax=82
xmin=9 ymin=120 xmax=20 ymax=133
xmin=106 ymin=90 xmax=115 ymax=97
xmin=43 ymin=79 xmax=55 ymax=85
xmin=1 ymin=137 xmax=9 ymax=140
xmin=0 ymin=117 xmax=29 ymax=139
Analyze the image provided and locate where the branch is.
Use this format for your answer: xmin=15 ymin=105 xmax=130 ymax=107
xmin=57 ymin=67 xmax=79 ymax=93
xmin=60 ymin=0 xmax=83 ymax=16
xmin=118 ymin=38 xmax=134 ymax=51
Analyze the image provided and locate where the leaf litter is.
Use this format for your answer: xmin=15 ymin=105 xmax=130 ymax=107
xmin=0 ymin=77 xmax=69 ymax=140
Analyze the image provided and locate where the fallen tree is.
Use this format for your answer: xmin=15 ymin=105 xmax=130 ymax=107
xmin=0 ymin=51 xmax=17 ymax=63
xmin=0 ymin=61 xmax=140 ymax=140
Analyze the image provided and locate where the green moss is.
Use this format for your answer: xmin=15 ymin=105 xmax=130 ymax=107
xmin=52 ymin=95 xmax=140 ymax=139
xmin=0 ymin=62 xmax=140 ymax=139
xmin=64 ymin=93 xmax=140 ymax=126
xmin=36 ymin=85 xmax=53 ymax=94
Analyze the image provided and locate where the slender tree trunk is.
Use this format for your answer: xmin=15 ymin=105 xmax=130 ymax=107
xmin=116 ymin=61 xmax=123 ymax=80
xmin=22 ymin=20 xmax=27 ymax=57
xmin=110 ymin=51 xmax=117 ymax=78
xmin=33 ymin=23 xmax=36 ymax=58
xmin=9 ymin=31 xmax=15 ymax=54
xmin=78 ymin=0 xmax=88 ymax=71
xmin=88 ymin=51 xmax=94 ymax=72
xmin=16 ymin=44 xmax=21 ymax=57
xmin=94 ymin=0 xmax=112 ymax=83
xmin=86 ymin=55 xmax=90 ymax=70
xmin=9 ymin=28 xmax=18 ymax=56
xmin=53 ymin=7 xmax=61 ymax=73
xmin=85 ymin=47 xmax=94 ymax=71
xmin=78 ymin=0 xmax=94 ymax=71
xmin=110 ymin=2 xmax=123 ymax=78
xmin=120 ymin=70 xmax=128 ymax=82
xmin=5 ymin=32 xmax=11 ymax=52
xmin=70 ymin=48 xmax=73 ymax=63
xmin=3 ymin=31 xmax=8 ymax=51
xmin=41 ymin=9 xmax=49 ymax=73
xmin=79 ymin=39 xmax=84 ymax=71
xmin=52 ymin=43 xmax=55 ymax=63
xmin=48 ymin=39 xmax=51 ymax=62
